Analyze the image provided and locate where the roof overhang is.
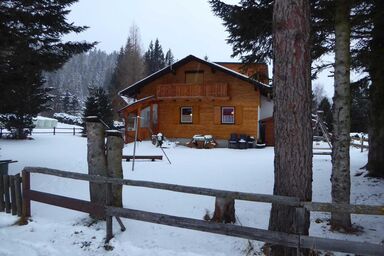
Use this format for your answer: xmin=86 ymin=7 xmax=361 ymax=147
xmin=118 ymin=55 xmax=272 ymax=98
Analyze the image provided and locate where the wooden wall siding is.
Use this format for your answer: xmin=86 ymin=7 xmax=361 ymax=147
xmin=123 ymin=60 xmax=262 ymax=140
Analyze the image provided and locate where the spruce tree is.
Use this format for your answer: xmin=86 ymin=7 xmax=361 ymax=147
xmin=0 ymin=0 xmax=95 ymax=138
xmin=83 ymin=87 xmax=113 ymax=134
xmin=165 ymin=49 xmax=175 ymax=66
xmin=144 ymin=38 xmax=166 ymax=75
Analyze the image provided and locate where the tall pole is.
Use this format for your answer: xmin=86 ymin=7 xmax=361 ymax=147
xmin=132 ymin=116 xmax=139 ymax=171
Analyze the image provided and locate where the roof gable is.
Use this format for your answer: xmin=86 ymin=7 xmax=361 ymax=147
xmin=118 ymin=55 xmax=271 ymax=97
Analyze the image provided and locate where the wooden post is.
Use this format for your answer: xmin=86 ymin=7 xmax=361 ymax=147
xmin=295 ymin=207 xmax=305 ymax=255
xmin=105 ymin=182 xmax=113 ymax=242
xmin=211 ymin=197 xmax=236 ymax=223
xmin=0 ymin=175 xmax=4 ymax=211
xmin=4 ymin=175 xmax=11 ymax=213
xmin=360 ymin=134 xmax=364 ymax=153
xmin=73 ymin=127 xmax=76 ymax=136
xmin=86 ymin=116 xmax=107 ymax=219
xmin=53 ymin=127 xmax=56 ymax=135
xmin=10 ymin=175 xmax=17 ymax=215
xmin=14 ymin=174 xmax=22 ymax=217
xmin=22 ymin=170 xmax=31 ymax=218
xmin=106 ymin=130 xmax=124 ymax=207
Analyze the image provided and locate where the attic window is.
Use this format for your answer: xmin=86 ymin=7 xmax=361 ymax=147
xmin=180 ymin=107 xmax=193 ymax=123
xmin=185 ymin=71 xmax=204 ymax=84
xmin=222 ymin=106 xmax=235 ymax=124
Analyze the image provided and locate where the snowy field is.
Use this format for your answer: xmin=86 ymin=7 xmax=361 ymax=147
xmin=0 ymin=124 xmax=383 ymax=256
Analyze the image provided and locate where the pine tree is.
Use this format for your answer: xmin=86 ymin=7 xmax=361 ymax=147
xmin=165 ymin=49 xmax=175 ymax=66
xmin=269 ymin=1 xmax=312 ymax=255
xmin=0 ymin=0 xmax=95 ymax=138
xmin=69 ymin=95 xmax=81 ymax=115
xmin=109 ymin=24 xmax=145 ymax=114
xmin=144 ymin=38 xmax=166 ymax=75
xmin=350 ymin=81 xmax=369 ymax=133
xmin=62 ymin=91 xmax=71 ymax=113
xmin=82 ymin=87 xmax=113 ymax=134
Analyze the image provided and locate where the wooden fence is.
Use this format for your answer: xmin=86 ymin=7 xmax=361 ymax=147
xmin=21 ymin=167 xmax=384 ymax=255
xmin=0 ymin=173 xmax=23 ymax=216
xmin=0 ymin=127 xmax=83 ymax=137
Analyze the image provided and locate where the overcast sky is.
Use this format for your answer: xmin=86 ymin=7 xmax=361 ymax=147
xmin=65 ymin=0 xmax=336 ymax=97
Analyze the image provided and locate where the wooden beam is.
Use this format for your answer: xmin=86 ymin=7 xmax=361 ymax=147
xmin=27 ymin=190 xmax=104 ymax=217
xmin=106 ymin=206 xmax=299 ymax=248
xmin=106 ymin=206 xmax=384 ymax=255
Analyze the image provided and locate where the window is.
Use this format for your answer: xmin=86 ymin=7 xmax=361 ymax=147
xmin=222 ymin=107 xmax=235 ymax=124
xmin=185 ymin=71 xmax=204 ymax=84
xmin=180 ymin=107 xmax=193 ymax=123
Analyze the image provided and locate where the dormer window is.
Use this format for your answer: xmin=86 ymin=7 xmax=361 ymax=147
xmin=185 ymin=70 xmax=204 ymax=84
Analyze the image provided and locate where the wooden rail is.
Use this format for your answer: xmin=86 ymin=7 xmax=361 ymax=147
xmin=21 ymin=167 xmax=384 ymax=255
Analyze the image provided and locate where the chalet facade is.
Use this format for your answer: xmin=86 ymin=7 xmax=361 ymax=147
xmin=118 ymin=55 xmax=274 ymax=146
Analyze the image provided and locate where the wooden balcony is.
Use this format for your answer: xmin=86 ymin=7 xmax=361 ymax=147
xmin=156 ymin=83 xmax=229 ymax=100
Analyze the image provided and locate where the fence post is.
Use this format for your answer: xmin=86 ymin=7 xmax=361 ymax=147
xmin=73 ymin=127 xmax=75 ymax=136
xmin=105 ymin=182 xmax=113 ymax=242
xmin=22 ymin=171 xmax=31 ymax=218
xmin=3 ymin=175 xmax=11 ymax=213
xmin=10 ymin=175 xmax=17 ymax=215
xmin=295 ymin=207 xmax=305 ymax=255
xmin=14 ymin=174 xmax=22 ymax=217
xmin=0 ymin=175 xmax=4 ymax=211
xmin=53 ymin=127 xmax=56 ymax=135
xmin=360 ymin=134 xmax=364 ymax=152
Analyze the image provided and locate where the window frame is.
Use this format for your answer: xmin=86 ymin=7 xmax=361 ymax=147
xmin=221 ymin=106 xmax=235 ymax=124
xmin=180 ymin=106 xmax=193 ymax=124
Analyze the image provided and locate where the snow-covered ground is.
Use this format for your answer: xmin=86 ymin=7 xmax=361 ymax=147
xmin=0 ymin=126 xmax=383 ymax=256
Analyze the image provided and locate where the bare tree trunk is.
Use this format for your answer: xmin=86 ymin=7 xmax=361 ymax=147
xmin=106 ymin=130 xmax=124 ymax=207
xmin=86 ymin=117 xmax=107 ymax=219
xmin=211 ymin=197 xmax=235 ymax=223
xmin=269 ymin=1 xmax=312 ymax=255
xmin=331 ymin=0 xmax=352 ymax=230
xmin=367 ymin=0 xmax=384 ymax=178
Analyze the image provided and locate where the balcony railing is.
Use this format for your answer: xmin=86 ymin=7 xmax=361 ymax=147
xmin=156 ymin=83 xmax=228 ymax=99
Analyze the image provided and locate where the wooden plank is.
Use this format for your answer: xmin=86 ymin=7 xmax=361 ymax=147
xmin=106 ymin=206 xmax=299 ymax=248
xmin=27 ymin=190 xmax=105 ymax=217
xmin=106 ymin=207 xmax=384 ymax=255
xmin=22 ymin=167 xmax=301 ymax=207
xmin=122 ymin=155 xmax=163 ymax=161
xmin=301 ymin=235 xmax=384 ymax=256
xmin=3 ymin=175 xmax=10 ymax=213
xmin=14 ymin=174 xmax=22 ymax=216
xmin=303 ymin=202 xmax=384 ymax=215
xmin=10 ymin=175 xmax=17 ymax=215
xmin=22 ymin=171 xmax=31 ymax=218
xmin=0 ymin=175 xmax=4 ymax=211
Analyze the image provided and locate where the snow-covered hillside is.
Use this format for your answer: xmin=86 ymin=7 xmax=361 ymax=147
xmin=0 ymin=128 xmax=382 ymax=256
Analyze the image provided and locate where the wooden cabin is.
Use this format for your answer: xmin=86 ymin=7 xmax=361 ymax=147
xmin=118 ymin=55 xmax=274 ymax=145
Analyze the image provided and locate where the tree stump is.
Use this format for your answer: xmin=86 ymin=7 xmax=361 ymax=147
xmin=86 ymin=117 xmax=107 ymax=219
xmin=211 ymin=197 xmax=236 ymax=223
xmin=106 ymin=130 xmax=124 ymax=208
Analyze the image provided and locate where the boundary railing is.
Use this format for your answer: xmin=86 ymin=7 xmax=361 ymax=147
xmin=21 ymin=167 xmax=384 ymax=255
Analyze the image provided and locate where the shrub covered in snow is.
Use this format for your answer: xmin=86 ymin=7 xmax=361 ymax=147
xmin=53 ymin=113 xmax=83 ymax=126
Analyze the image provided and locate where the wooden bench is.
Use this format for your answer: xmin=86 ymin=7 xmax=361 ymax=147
xmin=122 ymin=155 xmax=163 ymax=162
